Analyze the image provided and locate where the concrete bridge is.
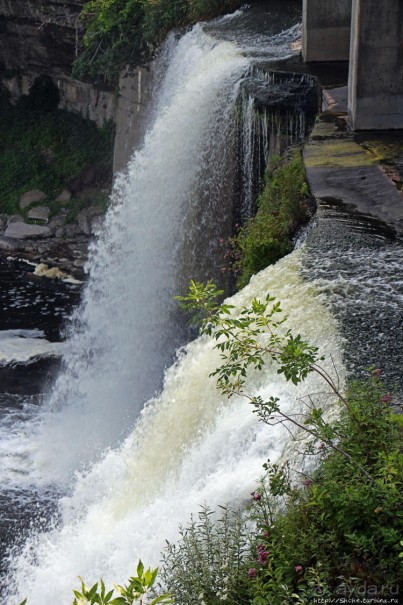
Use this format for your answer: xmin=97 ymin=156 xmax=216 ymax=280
xmin=302 ymin=0 xmax=403 ymax=130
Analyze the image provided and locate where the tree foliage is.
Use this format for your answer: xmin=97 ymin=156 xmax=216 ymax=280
xmin=74 ymin=0 xmax=242 ymax=83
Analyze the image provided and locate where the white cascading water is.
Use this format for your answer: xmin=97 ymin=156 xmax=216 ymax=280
xmin=7 ymin=26 xmax=251 ymax=484
xmin=3 ymin=11 xmax=346 ymax=605
xmin=7 ymin=251 xmax=344 ymax=604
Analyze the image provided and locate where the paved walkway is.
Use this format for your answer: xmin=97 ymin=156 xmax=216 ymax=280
xmin=303 ymin=86 xmax=403 ymax=234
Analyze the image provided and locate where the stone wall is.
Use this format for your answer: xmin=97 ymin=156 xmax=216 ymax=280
xmin=0 ymin=0 xmax=83 ymax=76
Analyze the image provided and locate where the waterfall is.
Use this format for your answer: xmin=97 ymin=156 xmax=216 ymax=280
xmin=12 ymin=27 xmax=252 ymax=484
xmin=2 ymin=6 xmax=345 ymax=604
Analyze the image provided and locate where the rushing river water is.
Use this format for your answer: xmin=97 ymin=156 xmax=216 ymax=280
xmin=0 ymin=2 xmax=402 ymax=603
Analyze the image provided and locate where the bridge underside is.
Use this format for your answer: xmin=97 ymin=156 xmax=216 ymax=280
xmin=302 ymin=0 xmax=403 ymax=130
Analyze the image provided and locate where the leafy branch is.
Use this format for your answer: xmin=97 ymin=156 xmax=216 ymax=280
xmin=175 ymin=281 xmax=373 ymax=481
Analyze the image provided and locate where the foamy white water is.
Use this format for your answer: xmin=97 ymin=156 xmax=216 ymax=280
xmin=0 ymin=330 xmax=64 ymax=364
xmin=7 ymin=250 xmax=344 ymax=604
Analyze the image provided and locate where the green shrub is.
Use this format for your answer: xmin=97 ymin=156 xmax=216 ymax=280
xmin=247 ymin=375 xmax=402 ymax=602
xmin=19 ymin=561 xmax=172 ymax=605
xmin=160 ymin=506 xmax=250 ymax=605
xmin=75 ymin=0 xmax=242 ymax=83
xmin=234 ymin=150 xmax=312 ymax=289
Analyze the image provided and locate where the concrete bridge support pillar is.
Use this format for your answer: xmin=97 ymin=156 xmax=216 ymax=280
xmin=302 ymin=0 xmax=352 ymax=62
xmin=348 ymin=0 xmax=403 ymax=130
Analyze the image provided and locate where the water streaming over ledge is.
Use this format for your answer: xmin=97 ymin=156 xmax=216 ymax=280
xmin=2 ymin=4 xmax=402 ymax=604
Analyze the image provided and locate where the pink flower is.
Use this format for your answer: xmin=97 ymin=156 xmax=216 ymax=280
xmin=258 ymin=551 xmax=268 ymax=564
xmin=302 ymin=479 xmax=313 ymax=487
xmin=248 ymin=568 xmax=257 ymax=579
xmin=295 ymin=565 xmax=303 ymax=573
xmin=379 ymin=393 xmax=392 ymax=404
xmin=251 ymin=491 xmax=262 ymax=501
xmin=372 ymin=368 xmax=381 ymax=377
xmin=257 ymin=544 xmax=268 ymax=564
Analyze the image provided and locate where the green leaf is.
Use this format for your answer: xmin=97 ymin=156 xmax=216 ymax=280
xmin=150 ymin=595 xmax=174 ymax=605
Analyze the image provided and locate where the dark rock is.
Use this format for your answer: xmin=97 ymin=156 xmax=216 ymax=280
xmin=56 ymin=189 xmax=72 ymax=203
xmin=27 ymin=206 xmax=50 ymax=222
xmin=69 ymin=177 xmax=83 ymax=194
xmin=0 ymin=235 xmax=23 ymax=251
xmin=77 ymin=205 xmax=103 ymax=235
xmin=240 ymin=69 xmax=320 ymax=115
xmin=81 ymin=165 xmax=96 ymax=186
xmin=19 ymin=190 xmax=46 ymax=210
xmin=64 ymin=224 xmax=80 ymax=237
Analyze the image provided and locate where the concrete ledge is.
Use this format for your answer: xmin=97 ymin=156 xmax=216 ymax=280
xmin=304 ymin=114 xmax=403 ymax=233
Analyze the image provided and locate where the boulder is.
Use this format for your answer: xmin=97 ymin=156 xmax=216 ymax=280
xmin=27 ymin=206 xmax=50 ymax=222
xmin=48 ymin=215 xmax=66 ymax=230
xmin=0 ymin=235 xmax=23 ymax=251
xmin=19 ymin=189 xmax=46 ymax=210
xmin=56 ymin=189 xmax=72 ymax=203
xmin=90 ymin=214 xmax=103 ymax=233
xmin=77 ymin=205 xmax=104 ymax=235
xmin=64 ymin=224 xmax=80 ymax=238
xmin=5 ymin=216 xmax=52 ymax=239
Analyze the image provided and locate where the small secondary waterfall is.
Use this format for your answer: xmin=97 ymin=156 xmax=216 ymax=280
xmin=238 ymin=68 xmax=318 ymax=218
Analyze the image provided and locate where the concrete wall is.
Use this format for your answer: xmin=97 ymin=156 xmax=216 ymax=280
xmin=348 ymin=0 xmax=403 ymax=130
xmin=302 ymin=0 xmax=352 ymax=62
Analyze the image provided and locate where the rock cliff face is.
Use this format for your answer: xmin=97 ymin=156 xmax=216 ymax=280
xmin=0 ymin=0 xmax=117 ymax=126
xmin=0 ymin=0 xmax=83 ymax=74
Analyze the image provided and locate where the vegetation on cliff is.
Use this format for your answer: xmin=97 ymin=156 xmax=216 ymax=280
xmin=222 ymin=150 xmax=312 ymax=290
xmin=0 ymin=83 xmax=113 ymax=216
xmin=74 ymin=0 xmax=242 ymax=82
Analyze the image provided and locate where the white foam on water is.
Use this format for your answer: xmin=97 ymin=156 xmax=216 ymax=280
xmin=7 ymin=251 xmax=344 ymax=604
xmin=0 ymin=330 xmax=64 ymax=363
